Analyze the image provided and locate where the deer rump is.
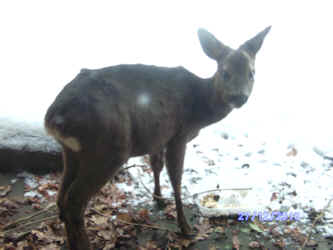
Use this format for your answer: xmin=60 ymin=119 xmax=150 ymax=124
xmin=45 ymin=64 xmax=210 ymax=156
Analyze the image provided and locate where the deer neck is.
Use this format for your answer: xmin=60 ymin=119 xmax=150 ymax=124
xmin=194 ymin=74 xmax=233 ymax=127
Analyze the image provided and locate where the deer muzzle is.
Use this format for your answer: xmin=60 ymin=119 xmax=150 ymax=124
xmin=228 ymin=94 xmax=249 ymax=108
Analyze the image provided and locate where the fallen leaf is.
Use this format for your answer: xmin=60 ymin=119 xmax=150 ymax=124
xmin=214 ymin=226 xmax=225 ymax=234
xmin=232 ymin=230 xmax=240 ymax=250
xmin=270 ymin=192 xmax=278 ymax=201
xmin=141 ymin=240 xmax=159 ymax=249
xmin=32 ymin=204 xmax=42 ymax=210
xmin=248 ymin=241 xmax=261 ymax=248
xmin=306 ymin=239 xmax=318 ymax=247
xmin=0 ymin=186 xmax=12 ymax=197
xmin=249 ymin=222 xmax=264 ymax=233
xmin=97 ymin=230 xmax=116 ymax=241
xmin=164 ymin=204 xmax=177 ymax=220
xmin=0 ymin=198 xmax=19 ymax=209
xmin=91 ymin=215 xmax=109 ymax=225
xmin=273 ymin=239 xmax=286 ymax=248
xmin=290 ymin=227 xmax=306 ymax=243
xmin=40 ymin=244 xmax=61 ymax=250
xmin=16 ymin=240 xmax=30 ymax=250
xmin=117 ymin=213 xmax=132 ymax=223
xmin=287 ymin=147 xmax=297 ymax=157
xmin=180 ymin=238 xmax=191 ymax=247
xmin=103 ymin=241 xmax=116 ymax=250
xmin=194 ymin=222 xmax=211 ymax=241
xmin=138 ymin=208 xmax=149 ymax=219
xmin=200 ymin=194 xmax=218 ymax=208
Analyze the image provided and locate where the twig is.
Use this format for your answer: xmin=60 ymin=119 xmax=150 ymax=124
xmin=116 ymin=218 xmax=173 ymax=231
xmin=122 ymin=164 xmax=147 ymax=171
xmin=1 ymin=230 xmax=31 ymax=242
xmin=117 ymin=218 xmax=194 ymax=236
xmin=313 ymin=147 xmax=333 ymax=161
xmin=300 ymin=198 xmax=333 ymax=249
xmin=3 ymin=203 xmax=57 ymax=230
xmin=89 ymin=207 xmax=177 ymax=233
xmin=3 ymin=215 xmax=59 ymax=235
xmin=187 ymin=187 xmax=252 ymax=199
xmin=90 ymin=208 xmax=107 ymax=217
xmin=136 ymin=168 xmax=154 ymax=198
xmin=324 ymin=156 xmax=333 ymax=161
xmin=135 ymin=167 xmax=252 ymax=202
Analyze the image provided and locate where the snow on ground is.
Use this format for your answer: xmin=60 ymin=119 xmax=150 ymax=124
xmin=3 ymin=115 xmax=333 ymax=237
xmin=121 ymin=122 xmax=333 ymax=236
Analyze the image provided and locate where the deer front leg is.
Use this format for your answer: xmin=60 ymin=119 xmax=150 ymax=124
xmin=165 ymin=139 xmax=191 ymax=235
xmin=58 ymin=148 xmax=79 ymax=221
xmin=150 ymin=150 xmax=165 ymax=205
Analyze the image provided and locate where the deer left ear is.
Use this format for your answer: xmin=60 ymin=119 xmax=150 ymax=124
xmin=198 ymin=28 xmax=231 ymax=61
xmin=240 ymin=26 xmax=271 ymax=58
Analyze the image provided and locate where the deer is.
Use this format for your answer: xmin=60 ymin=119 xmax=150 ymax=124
xmin=44 ymin=26 xmax=271 ymax=250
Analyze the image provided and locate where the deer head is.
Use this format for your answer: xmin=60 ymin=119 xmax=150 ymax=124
xmin=198 ymin=26 xmax=271 ymax=108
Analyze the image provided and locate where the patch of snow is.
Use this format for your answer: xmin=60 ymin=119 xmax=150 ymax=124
xmin=24 ymin=190 xmax=42 ymax=198
xmin=19 ymin=172 xmax=39 ymax=189
xmin=47 ymin=190 xmax=57 ymax=196
xmin=0 ymin=117 xmax=61 ymax=152
xmin=111 ymin=122 xmax=333 ymax=236
xmin=19 ymin=172 xmax=57 ymax=199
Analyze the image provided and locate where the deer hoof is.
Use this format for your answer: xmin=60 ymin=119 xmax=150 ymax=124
xmin=153 ymin=193 xmax=168 ymax=208
xmin=155 ymin=198 xmax=168 ymax=209
xmin=180 ymin=222 xmax=192 ymax=236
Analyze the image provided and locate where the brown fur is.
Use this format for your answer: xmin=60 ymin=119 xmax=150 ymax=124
xmin=44 ymin=26 xmax=271 ymax=250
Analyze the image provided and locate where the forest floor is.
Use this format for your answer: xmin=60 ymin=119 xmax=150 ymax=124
xmin=1 ymin=168 xmax=332 ymax=250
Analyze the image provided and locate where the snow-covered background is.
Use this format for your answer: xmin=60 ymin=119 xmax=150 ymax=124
xmin=0 ymin=1 xmax=332 ymax=147
xmin=1 ymin=0 xmax=333 ymax=238
xmin=1 ymin=1 xmax=333 ymax=146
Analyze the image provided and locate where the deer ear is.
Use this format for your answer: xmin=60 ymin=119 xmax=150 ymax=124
xmin=240 ymin=26 xmax=271 ymax=58
xmin=198 ymin=28 xmax=230 ymax=61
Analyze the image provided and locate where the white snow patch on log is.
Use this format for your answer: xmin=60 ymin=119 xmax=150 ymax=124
xmin=0 ymin=117 xmax=61 ymax=152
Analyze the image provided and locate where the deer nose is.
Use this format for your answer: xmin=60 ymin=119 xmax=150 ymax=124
xmin=229 ymin=95 xmax=248 ymax=108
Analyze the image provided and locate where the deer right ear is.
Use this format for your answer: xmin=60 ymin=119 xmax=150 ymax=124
xmin=198 ymin=28 xmax=230 ymax=61
xmin=239 ymin=26 xmax=271 ymax=58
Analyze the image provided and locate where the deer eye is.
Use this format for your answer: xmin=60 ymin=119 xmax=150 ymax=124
xmin=221 ymin=71 xmax=231 ymax=81
xmin=249 ymin=70 xmax=255 ymax=81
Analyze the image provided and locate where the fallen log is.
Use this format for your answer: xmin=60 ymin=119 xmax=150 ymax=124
xmin=0 ymin=117 xmax=62 ymax=174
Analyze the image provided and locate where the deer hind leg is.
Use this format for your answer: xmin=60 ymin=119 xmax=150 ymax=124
xmin=58 ymin=148 xmax=79 ymax=221
xmin=165 ymin=139 xmax=191 ymax=235
xmin=62 ymin=151 xmax=127 ymax=250
xmin=150 ymin=150 xmax=165 ymax=205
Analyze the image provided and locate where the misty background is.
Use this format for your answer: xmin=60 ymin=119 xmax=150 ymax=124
xmin=0 ymin=1 xmax=332 ymax=149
